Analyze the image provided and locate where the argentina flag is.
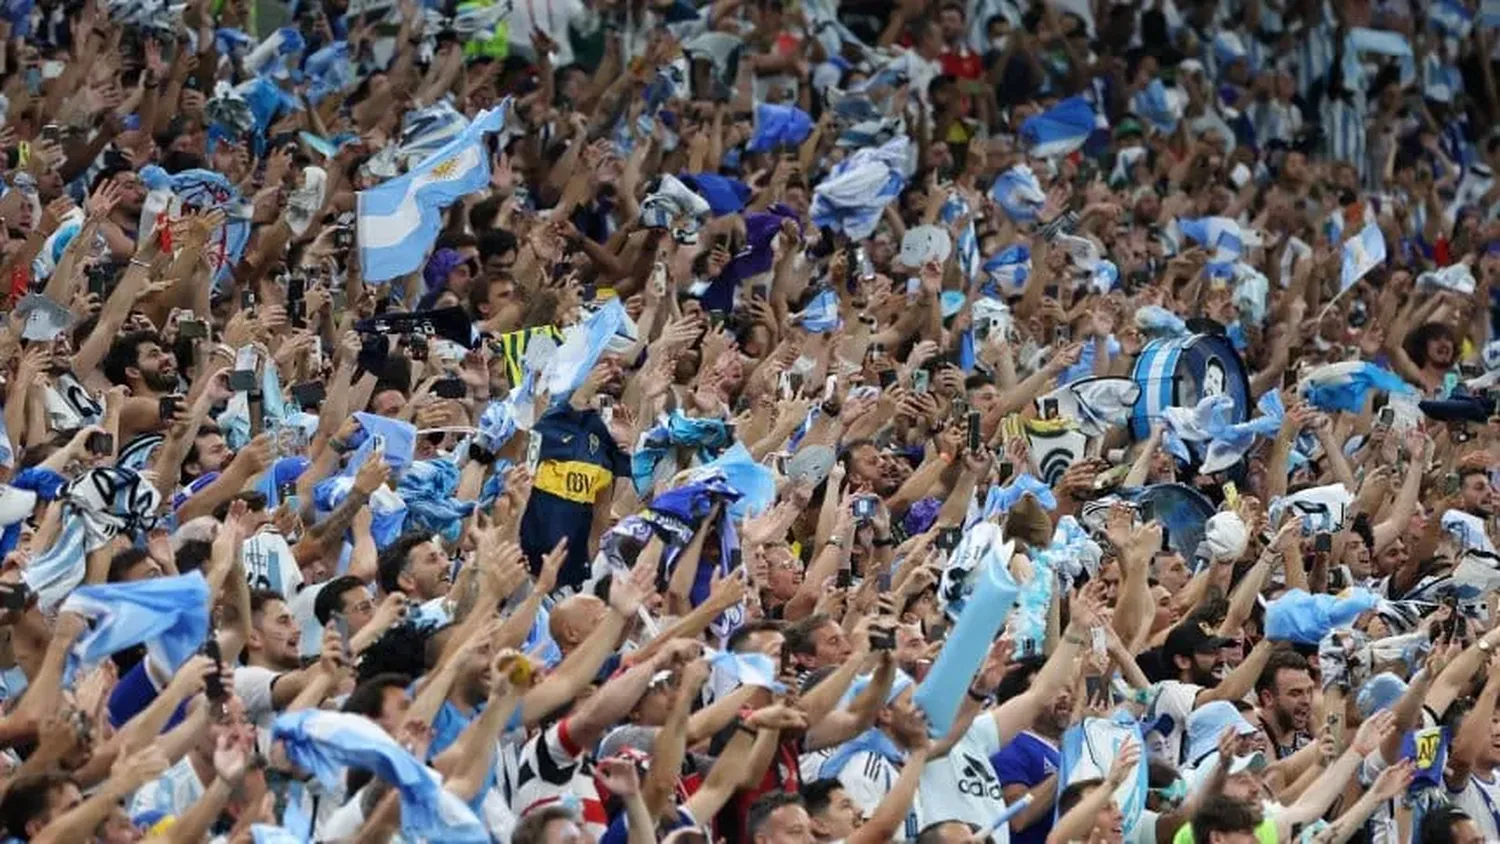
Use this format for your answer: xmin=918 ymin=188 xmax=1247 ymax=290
xmin=273 ymin=710 xmax=488 ymax=843
xmin=941 ymin=192 xmax=979 ymax=284
xmin=990 ymin=165 xmax=1046 ymax=223
xmin=982 ymin=243 xmax=1030 ymax=295
xmin=1019 ymin=96 xmax=1099 ymax=159
xmin=1340 ymin=222 xmax=1386 ymax=293
xmin=60 ymin=572 xmax=211 ymax=684
xmin=358 ymin=104 xmax=508 ymax=283
xmin=809 ymin=137 xmax=909 ymax=239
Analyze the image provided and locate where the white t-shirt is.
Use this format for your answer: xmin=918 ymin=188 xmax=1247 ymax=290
xmin=1151 ymin=681 xmax=1204 ymax=764
xmin=233 ymin=665 xmax=282 ymax=730
xmin=1448 ymin=769 xmax=1500 ymax=840
xmin=917 ymin=713 xmax=1010 ymax=842
xmin=798 ymin=747 xmax=907 ymax=838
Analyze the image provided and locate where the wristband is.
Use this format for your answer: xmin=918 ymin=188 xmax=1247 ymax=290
xmin=874 ymin=537 xmax=896 ymax=548
xmin=247 ymin=391 xmax=263 ymax=402
xmin=328 ymin=436 xmax=352 ymax=454
xmin=468 ymin=442 xmax=498 ymax=465
xmin=967 ymin=686 xmax=990 ymax=703
xmin=129 ymin=257 xmax=152 ymax=269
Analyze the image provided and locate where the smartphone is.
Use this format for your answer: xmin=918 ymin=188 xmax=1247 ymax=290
xmin=158 ymin=395 xmax=181 ymax=421
xmin=286 ymin=274 xmax=305 ymax=302
xmin=85 ymin=431 xmax=113 ymax=455
xmin=966 ymin=410 xmax=982 ymax=453
xmin=853 ymin=495 xmax=877 ymax=521
xmin=433 ymin=377 xmax=466 ymax=399
xmin=330 ymin=289 xmax=348 ymax=312
xmin=1054 ymin=324 xmax=1071 ymax=345
xmin=290 ymin=381 xmax=326 ymax=409
xmin=1314 ymin=532 xmax=1333 ymax=553
xmin=1041 ymin=398 xmax=1059 ymax=419
xmin=1377 ymin=406 xmax=1395 ymax=427
xmin=778 ymin=371 xmax=795 ymax=400
xmin=228 ymin=370 xmax=257 ymax=392
xmin=912 ymin=369 xmax=930 ymax=394
xmin=836 ymin=567 xmax=853 ymax=589
xmin=334 ymin=226 xmax=353 ymax=251
xmin=526 ymin=430 xmax=543 ymax=472
xmin=240 ymin=289 xmax=256 ymax=311
xmin=997 ymin=459 xmax=1014 ymax=484
xmin=869 ymin=625 xmax=896 ymax=651
xmin=0 ymin=582 xmax=31 ymax=611
xmin=288 ymin=299 xmax=307 ymax=329
xmin=1084 ymin=675 xmax=1111 ymax=705
xmin=87 ymin=264 xmax=110 ymax=299
xmin=650 ymin=262 xmax=669 ymax=298
xmin=868 ymin=342 xmax=885 ymax=360
xmin=1091 ymin=626 xmax=1106 ymax=655
xmin=202 ymin=637 xmax=226 ymax=704
xmin=878 ymin=368 xmax=898 ymax=388
xmin=1044 ymin=284 xmax=1059 ymax=299
xmin=333 ymin=613 xmax=352 ymax=662
xmin=1139 ymin=499 xmax=1155 ymax=524
xmin=178 ymin=319 xmax=208 ymax=339
xmin=408 ymin=335 xmax=429 ymax=361
xmin=1223 ymin=481 xmax=1240 ymax=510
xmin=599 ymin=395 xmax=615 ymax=426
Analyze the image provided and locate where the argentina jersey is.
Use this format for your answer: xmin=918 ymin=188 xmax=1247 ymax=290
xmin=519 ymin=405 xmax=628 ymax=590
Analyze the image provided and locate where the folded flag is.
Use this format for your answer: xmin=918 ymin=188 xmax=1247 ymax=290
xmin=61 ymin=572 xmax=210 ymax=684
xmin=1430 ymin=0 xmax=1474 ymax=36
xmin=1299 ymin=360 xmax=1413 ymax=413
xmin=1265 ymin=588 xmax=1380 ymax=645
xmin=358 ymin=103 xmax=510 ymax=283
xmin=1135 ymin=305 xmax=1189 ymax=338
xmin=1019 ymin=96 xmax=1099 ymax=158
xmin=1341 ymin=222 xmax=1386 ymax=293
xmin=707 ymin=649 xmax=785 ymax=699
xmin=1177 ymin=216 xmax=1245 ymax=271
xmin=273 ymin=710 xmax=488 ymax=843
xmin=23 ymin=468 xmax=161 ymax=611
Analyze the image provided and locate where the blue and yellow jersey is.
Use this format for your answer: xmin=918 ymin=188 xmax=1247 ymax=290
xmin=492 ymin=325 xmax=565 ymax=387
xmin=520 ymin=405 xmax=628 ymax=589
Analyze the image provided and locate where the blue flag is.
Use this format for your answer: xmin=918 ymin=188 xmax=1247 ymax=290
xmin=358 ymin=104 xmax=509 ymax=283
xmin=747 ymin=103 xmax=813 ymax=153
xmin=1264 ymin=588 xmax=1380 ymax=645
xmin=60 ymin=572 xmax=211 ymax=683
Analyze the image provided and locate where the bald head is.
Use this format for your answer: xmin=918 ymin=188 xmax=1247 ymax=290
xmin=549 ymin=594 xmax=608 ymax=654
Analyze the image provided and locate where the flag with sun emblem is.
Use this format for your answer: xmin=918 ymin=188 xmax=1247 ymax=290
xmin=357 ymin=101 xmax=511 ymax=283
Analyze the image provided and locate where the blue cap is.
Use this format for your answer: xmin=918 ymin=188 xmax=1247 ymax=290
xmin=1356 ymin=672 xmax=1408 ymax=719
xmin=1183 ymin=700 xmax=1258 ymax=766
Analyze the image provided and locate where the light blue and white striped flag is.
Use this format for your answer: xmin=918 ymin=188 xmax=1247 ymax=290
xmin=1340 ymin=222 xmax=1386 ymax=293
xmin=982 ymin=243 xmax=1031 ymax=295
xmin=989 ymin=165 xmax=1046 ymax=223
xmin=809 ymin=137 xmax=909 ymax=239
xmin=0 ymin=413 xmax=14 ymax=469
xmin=1019 ymin=96 xmax=1099 ymax=158
xmin=60 ymin=572 xmax=210 ymax=685
xmin=1430 ymin=0 xmax=1474 ymax=36
xmin=544 ymin=297 xmax=629 ymax=397
xmin=272 ymin=710 xmax=488 ymax=843
xmin=707 ymin=649 xmax=786 ymax=700
xmin=797 ymin=288 xmax=841 ymax=333
xmin=1132 ymin=79 xmax=1183 ymax=134
xmin=941 ymin=192 xmax=980 ymax=285
xmin=357 ymin=103 xmax=509 ymax=283
xmin=1177 ymin=216 xmax=1244 ymax=264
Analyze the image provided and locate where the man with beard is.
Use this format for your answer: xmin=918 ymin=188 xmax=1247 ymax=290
xmin=1151 ymin=621 xmax=1275 ymax=764
xmin=1254 ymin=650 xmax=1314 ymax=760
xmin=990 ymin=659 xmax=1070 ymax=844
xmin=101 ymin=330 xmax=180 ymax=441
xmin=1441 ymin=465 xmax=1497 ymax=553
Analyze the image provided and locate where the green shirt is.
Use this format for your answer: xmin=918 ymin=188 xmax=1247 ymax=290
xmin=1170 ymin=817 xmax=1276 ymax=844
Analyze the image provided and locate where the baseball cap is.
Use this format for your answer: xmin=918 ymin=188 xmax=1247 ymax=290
xmin=1164 ymin=621 xmax=1232 ymax=663
xmin=1183 ymin=700 xmax=1260 ymax=766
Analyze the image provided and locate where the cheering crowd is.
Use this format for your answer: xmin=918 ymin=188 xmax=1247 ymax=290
xmin=2 ymin=0 xmax=1500 ymax=841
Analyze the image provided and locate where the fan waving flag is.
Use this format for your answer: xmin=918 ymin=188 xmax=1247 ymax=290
xmin=1019 ymin=97 xmax=1099 ymax=158
xmin=273 ymin=710 xmax=488 ymax=842
xmin=60 ymin=572 xmax=211 ymax=684
xmin=358 ymin=103 xmax=510 ymax=283
xmin=1341 ymin=223 xmax=1386 ymax=293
